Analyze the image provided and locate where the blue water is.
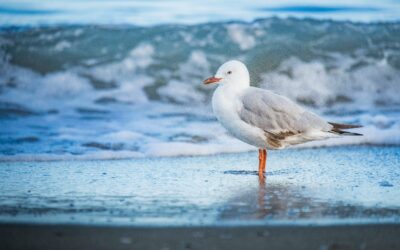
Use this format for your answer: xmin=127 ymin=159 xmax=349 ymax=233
xmin=1 ymin=1 xmax=400 ymax=160
xmin=0 ymin=146 xmax=399 ymax=225
xmin=0 ymin=0 xmax=399 ymax=26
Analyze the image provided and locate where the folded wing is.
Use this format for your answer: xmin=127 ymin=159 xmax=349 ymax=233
xmin=239 ymin=87 xmax=332 ymax=142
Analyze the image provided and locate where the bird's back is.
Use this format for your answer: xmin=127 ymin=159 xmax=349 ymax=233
xmin=239 ymin=87 xmax=335 ymax=148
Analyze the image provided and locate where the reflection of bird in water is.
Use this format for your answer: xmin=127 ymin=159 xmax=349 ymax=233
xmin=204 ymin=60 xmax=362 ymax=178
xmin=256 ymin=177 xmax=329 ymax=219
xmin=255 ymin=177 xmax=316 ymax=219
xmin=219 ymin=171 xmax=400 ymax=221
xmin=257 ymin=174 xmax=267 ymax=219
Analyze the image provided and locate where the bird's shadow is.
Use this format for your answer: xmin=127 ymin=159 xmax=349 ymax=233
xmin=223 ymin=168 xmax=300 ymax=176
xmin=223 ymin=170 xmax=259 ymax=176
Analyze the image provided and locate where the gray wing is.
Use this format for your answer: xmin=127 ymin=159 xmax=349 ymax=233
xmin=239 ymin=87 xmax=332 ymax=138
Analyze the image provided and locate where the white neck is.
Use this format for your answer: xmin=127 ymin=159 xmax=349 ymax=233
xmin=218 ymin=79 xmax=249 ymax=97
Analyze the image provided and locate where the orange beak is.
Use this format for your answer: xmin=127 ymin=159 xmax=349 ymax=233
xmin=203 ymin=77 xmax=222 ymax=85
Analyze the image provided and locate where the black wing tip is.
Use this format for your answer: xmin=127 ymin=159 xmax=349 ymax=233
xmin=329 ymin=130 xmax=363 ymax=136
xmin=328 ymin=122 xmax=363 ymax=129
xmin=328 ymin=122 xmax=363 ymax=136
xmin=339 ymin=131 xmax=363 ymax=136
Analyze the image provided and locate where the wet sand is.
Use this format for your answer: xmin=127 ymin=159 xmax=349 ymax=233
xmin=0 ymin=146 xmax=399 ymax=249
xmin=1 ymin=223 xmax=400 ymax=250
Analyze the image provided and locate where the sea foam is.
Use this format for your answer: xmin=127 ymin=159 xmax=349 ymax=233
xmin=1 ymin=18 xmax=400 ymax=160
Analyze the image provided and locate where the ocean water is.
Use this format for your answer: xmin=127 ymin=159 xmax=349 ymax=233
xmin=1 ymin=0 xmax=400 ymax=26
xmin=1 ymin=1 xmax=400 ymax=160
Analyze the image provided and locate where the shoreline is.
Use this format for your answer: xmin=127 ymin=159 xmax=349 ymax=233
xmin=0 ymin=144 xmax=398 ymax=163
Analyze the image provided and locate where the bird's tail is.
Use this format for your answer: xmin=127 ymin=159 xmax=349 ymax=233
xmin=328 ymin=122 xmax=363 ymax=136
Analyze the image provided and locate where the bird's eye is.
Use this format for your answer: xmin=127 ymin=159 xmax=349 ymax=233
xmin=227 ymin=71 xmax=232 ymax=74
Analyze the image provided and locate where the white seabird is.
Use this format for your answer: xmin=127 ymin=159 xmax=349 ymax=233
xmin=204 ymin=60 xmax=362 ymax=178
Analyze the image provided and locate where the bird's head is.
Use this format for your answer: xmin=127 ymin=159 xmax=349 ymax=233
xmin=203 ymin=60 xmax=250 ymax=89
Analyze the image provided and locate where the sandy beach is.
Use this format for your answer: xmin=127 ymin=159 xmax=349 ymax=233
xmin=2 ymin=223 xmax=400 ymax=250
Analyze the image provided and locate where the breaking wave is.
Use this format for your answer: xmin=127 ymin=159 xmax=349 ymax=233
xmin=1 ymin=18 xmax=400 ymax=160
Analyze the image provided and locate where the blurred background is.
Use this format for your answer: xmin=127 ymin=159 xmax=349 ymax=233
xmin=1 ymin=0 xmax=400 ymax=160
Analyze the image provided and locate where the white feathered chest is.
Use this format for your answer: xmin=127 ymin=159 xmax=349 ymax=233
xmin=212 ymin=86 xmax=269 ymax=148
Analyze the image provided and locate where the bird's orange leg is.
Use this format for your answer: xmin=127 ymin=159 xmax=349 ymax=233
xmin=258 ymin=149 xmax=267 ymax=178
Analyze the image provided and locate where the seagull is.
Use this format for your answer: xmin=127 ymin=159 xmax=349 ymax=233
xmin=203 ymin=60 xmax=362 ymax=178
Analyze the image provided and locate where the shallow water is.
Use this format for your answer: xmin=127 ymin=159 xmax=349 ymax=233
xmin=0 ymin=146 xmax=399 ymax=226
